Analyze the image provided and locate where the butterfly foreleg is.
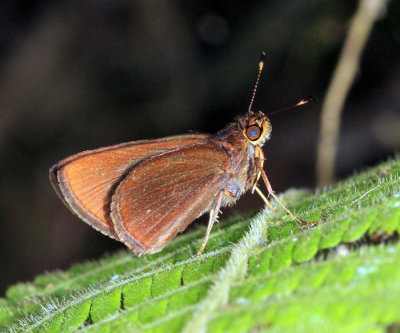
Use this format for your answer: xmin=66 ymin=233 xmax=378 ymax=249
xmin=253 ymin=185 xmax=275 ymax=211
xmin=258 ymin=163 xmax=317 ymax=228
xmin=252 ymin=148 xmax=275 ymax=211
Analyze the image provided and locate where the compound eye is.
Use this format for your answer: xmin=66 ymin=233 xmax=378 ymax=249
xmin=246 ymin=125 xmax=261 ymax=141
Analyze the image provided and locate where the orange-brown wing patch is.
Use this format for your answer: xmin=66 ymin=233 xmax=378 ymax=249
xmin=50 ymin=134 xmax=209 ymax=239
xmin=110 ymin=142 xmax=231 ymax=254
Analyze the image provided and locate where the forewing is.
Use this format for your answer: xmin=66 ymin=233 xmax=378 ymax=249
xmin=111 ymin=142 xmax=231 ymax=254
xmin=49 ymin=134 xmax=209 ymax=239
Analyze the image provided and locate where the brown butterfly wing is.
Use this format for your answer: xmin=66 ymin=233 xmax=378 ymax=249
xmin=49 ymin=134 xmax=209 ymax=239
xmin=110 ymin=142 xmax=232 ymax=255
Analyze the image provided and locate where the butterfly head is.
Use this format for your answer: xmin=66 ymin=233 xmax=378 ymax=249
xmin=238 ymin=110 xmax=272 ymax=147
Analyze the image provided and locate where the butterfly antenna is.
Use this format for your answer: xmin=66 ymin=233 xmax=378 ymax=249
xmin=266 ymin=96 xmax=315 ymax=116
xmin=248 ymin=51 xmax=266 ymax=112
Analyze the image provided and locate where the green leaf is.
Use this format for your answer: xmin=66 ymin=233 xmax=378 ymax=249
xmin=2 ymin=157 xmax=400 ymax=332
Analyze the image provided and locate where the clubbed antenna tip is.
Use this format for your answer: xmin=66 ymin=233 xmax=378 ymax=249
xmin=248 ymin=51 xmax=266 ymax=112
xmin=267 ymin=96 xmax=315 ymax=116
xmin=259 ymin=52 xmax=266 ymax=71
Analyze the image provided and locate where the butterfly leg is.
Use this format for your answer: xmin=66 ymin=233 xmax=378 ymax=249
xmin=196 ymin=191 xmax=223 ymax=256
xmin=252 ymin=150 xmax=275 ymax=212
xmin=259 ymin=167 xmax=317 ymax=227
xmin=254 ymin=185 xmax=275 ymax=211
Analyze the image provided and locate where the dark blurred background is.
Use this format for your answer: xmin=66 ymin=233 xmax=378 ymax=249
xmin=0 ymin=0 xmax=399 ymax=295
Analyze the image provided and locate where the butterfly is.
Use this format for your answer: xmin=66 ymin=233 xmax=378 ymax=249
xmin=50 ymin=52 xmax=315 ymax=256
